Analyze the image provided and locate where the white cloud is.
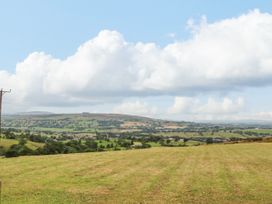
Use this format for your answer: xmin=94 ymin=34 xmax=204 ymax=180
xmin=250 ymin=112 xmax=272 ymax=121
xmin=197 ymin=97 xmax=245 ymax=114
xmin=168 ymin=97 xmax=197 ymax=114
xmin=168 ymin=96 xmax=245 ymax=115
xmin=167 ymin=32 xmax=176 ymax=39
xmin=1 ymin=10 xmax=272 ymax=111
xmin=112 ymin=101 xmax=157 ymax=117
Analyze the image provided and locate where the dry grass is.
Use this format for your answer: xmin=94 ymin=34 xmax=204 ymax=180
xmin=0 ymin=143 xmax=272 ymax=203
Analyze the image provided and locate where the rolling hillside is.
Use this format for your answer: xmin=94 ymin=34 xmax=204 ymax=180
xmin=0 ymin=143 xmax=271 ymax=204
xmin=2 ymin=113 xmax=190 ymax=133
xmin=0 ymin=139 xmax=44 ymax=151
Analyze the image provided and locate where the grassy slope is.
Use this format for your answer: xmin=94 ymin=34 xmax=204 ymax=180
xmin=0 ymin=139 xmax=44 ymax=150
xmin=0 ymin=139 xmax=17 ymax=149
xmin=0 ymin=143 xmax=272 ymax=204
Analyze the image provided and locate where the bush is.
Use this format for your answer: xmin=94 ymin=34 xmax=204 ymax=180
xmin=142 ymin=143 xmax=151 ymax=148
xmin=4 ymin=144 xmax=33 ymax=157
xmin=19 ymin=138 xmax=27 ymax=146
xmin=41 ymin=141 xmax=65 ymax=154
xmin=85 ymin=148 xmax=97 ymax=152
xmin=29 ymin=134 xmax=46 ymax=143
xmin=114 ymin=146 xmax=121 ymax=151
xmin=0 ymin=146 xmax=5 ymax=155
xmin=63 ymin=146 xmax=78 ymax=154
xmin=20 ymin=146 xmax=34 ymax=155
xmin=4 ymin=131 xmax=16 ymax=139
xmin=206 ymin=138 xmax=213 ymax=144
xmin=97 ymin=147 xmax=105 ymax=152
xmin=5 ymin=149 xmax=19 ymax=158
xmin=85 ymin=140 xmax=98 ymax=149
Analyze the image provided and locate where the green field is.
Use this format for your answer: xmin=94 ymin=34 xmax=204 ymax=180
xmin=244 ymin=129 xmax=272 ymax=134
xmin=0 ymin=139 xmax=44 ymax=150
xmin=153 ymin=131 xmax=247 ymax=138
xmin=0 ymin=143 xmax=271 ymax=204
xmin=0 ymin=139 xmax=17 ymax=149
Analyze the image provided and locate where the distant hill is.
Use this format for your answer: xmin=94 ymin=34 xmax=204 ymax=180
xmin=6 ymin=112 xmax=159 ymax=122
xmin=14 ymin=111 xmax=55 ymax=116
xmin=2 ymin=113 xmax=190 ymax=132
xmin=3 ymin=112 xmax=271 ymax=132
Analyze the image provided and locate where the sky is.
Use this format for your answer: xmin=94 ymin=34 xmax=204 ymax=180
xmin=1 ymin=0 xmax=272 ymax=121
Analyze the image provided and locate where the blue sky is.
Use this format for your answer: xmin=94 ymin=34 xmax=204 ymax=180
xmin=1 ymin=1 xmax=272 ymax=121
xmin=1 ymin=0 xmax=271 ymax=70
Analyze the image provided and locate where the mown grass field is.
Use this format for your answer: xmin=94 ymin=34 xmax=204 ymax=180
xmin=0 ymin=143 xmax=271 ymax=204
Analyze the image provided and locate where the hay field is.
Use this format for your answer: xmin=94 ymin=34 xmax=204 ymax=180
xmin=0 ymin=143 xmax=271 ymax=204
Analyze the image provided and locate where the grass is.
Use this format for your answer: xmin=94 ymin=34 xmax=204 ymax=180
xmin=0 ymin=139 xmax=44 ymax=150
xmin=26 ymin=141 xmax=44 ymax=150
xmin=0 ymin=143 xmax=272 ymax=203
xmin=32 ymin=127 xmax=74 ymax=132
xmin=0 ymin=139 xmax=17 ymax=149
xmin=244 ymin=129 xmax=272 ymax=134
xmin=153 ymin=131 xmax=246 ymax=138
xmin=147 ymin=142 xmax=162 ymax=147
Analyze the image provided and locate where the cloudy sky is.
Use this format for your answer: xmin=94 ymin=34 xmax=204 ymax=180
xmin=1 ymin=0 xmax=272 ymax=121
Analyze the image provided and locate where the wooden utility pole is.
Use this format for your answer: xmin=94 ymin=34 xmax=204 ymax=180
xmin=0 ymin=89 xmax=11 ymax=141
xmin=0 ymin=89 xmax=11 ymax=204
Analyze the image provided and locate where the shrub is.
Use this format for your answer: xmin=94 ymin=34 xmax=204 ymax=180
xmin=0 ymin=146 xmax=5 ymax=155
xmin=63 ymin=146 xmax=77 ymax=154
xmin=85 ymin=140 xmax=98 ymax=149
xmin=5 ymin=149 xmax=19 ymax=158
xmin=142 ymin=143 xmax=151 ymax=148
xmin=106 ymin=143 xmax=113 ymax=148
xmin=206 ymin=138 xmax=213 ymax=144
xmin=4 ymin=144 xmax=33 ymax=157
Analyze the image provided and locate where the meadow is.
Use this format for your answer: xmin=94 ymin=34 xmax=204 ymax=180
xmin=0 ymin=139 xmax=43 ymax=151
xmin=153 ymin=131 xmax=247 ymax=138
xmin=0 ymin=143 xmax=271 ymax=204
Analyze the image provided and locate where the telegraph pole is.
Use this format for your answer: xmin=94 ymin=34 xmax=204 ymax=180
xmin=0 ymin=89 xmax=10 ymax=204
xmin=0 ymin=89 xmax=11 ymax=141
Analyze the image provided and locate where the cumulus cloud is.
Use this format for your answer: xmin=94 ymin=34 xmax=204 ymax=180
xmin=198 ymin=97 xmax=245 ymax=114
xmin=168 ymin=97 xmax=197 ymax=114
xmin=112 ymin=101 xmax=157 ymax=116
xmin=168 ymin=96 xmax=245 ymax=115
xmin=1 ymin=9 xmax=272 ymax=110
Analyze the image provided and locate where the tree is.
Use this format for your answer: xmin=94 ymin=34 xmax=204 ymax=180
xmin=141 ymin=142 xmax=151 ymax=148
xmin=5 ymin=149 xmax=19 ymax=158
xmin=18 ymin=138 xmax=27 ymax=146
xmin=4 ymin=144 xmax=33 ymax=157
xmin=85 ymin=140 xmax=98 ymax=150
xmin=183 ymin=138 xmax=189 ymax=146
xmin=206 ymin=138 xmax=213 ymax=144
xmin=4 ymin=130 xmax=16 ymax=139
xmin=106 ymin=143 xmax=113 ymax=148
xmin=41 ymin=141 xmax=65 ymax=154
